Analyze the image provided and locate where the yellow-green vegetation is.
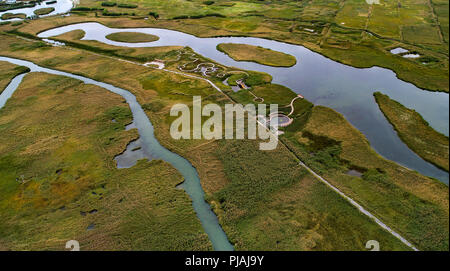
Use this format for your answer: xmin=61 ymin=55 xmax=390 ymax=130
xmin=21 ymin=0 xmax=448 ymax=91
xmin=0 ymin=34 xmax=416 ymax=250
xmin=374 ymin=92 xmax=449 ymax=171
xmin=281 ymin=106 xmax=449 ymax=251
xmin=217 ymin=43 xmax=296 ymax=67
xmin=0 ymin=71 xmax=211 ymax=250
xmin=106 ymin=32 xmax=159 ymax=43
xmin=0 ymin=61 xmax=29 ymax=94
xmin=33 ymin=7 xmax=55 ymax=16
xmin=1 ymin=13 xmax=26 ymax=20
xmin=48 ymin=29 xmax=181 ymax=63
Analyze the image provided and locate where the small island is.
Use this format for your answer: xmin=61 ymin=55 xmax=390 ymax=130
xmin=34 ymin=7 xmax=55 ymax=16
xmin=105 ymin=32 xmax=159 ymax=43
xmin=374 ymin=92 xmax=449 ymax=171
xmin=217 ymin=43 xmax=297 ymax=67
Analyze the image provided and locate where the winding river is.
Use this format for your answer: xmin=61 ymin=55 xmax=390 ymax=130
xmin=0 ymin=56 xmax=234 ymax=251
xmin=38 ymin=22 xmax=450 ymax=184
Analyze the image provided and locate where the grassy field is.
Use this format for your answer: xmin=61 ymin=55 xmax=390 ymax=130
xmin=106 ymin=32 xmax=160 ymax=43
xmin=217 ymin=43 xmax=297 ymax=67
xmin=34 ymin=8 xmax=55 ymax=16
xmin=0 ymin=33 xmax=420 ymax=250
xmin=374 ymin=92 xmax=449 ymax=171
xmin=0 ymin=71 xmax=211 ymax=250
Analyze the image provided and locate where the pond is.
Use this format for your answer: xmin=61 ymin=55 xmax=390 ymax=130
xmin=38 ymin=22 xmax=449 ymax=183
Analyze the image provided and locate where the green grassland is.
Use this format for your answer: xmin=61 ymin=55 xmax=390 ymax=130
xmin=0 ymin=61 xmax=29 ymax=94
xmin=0 ymin=71 xmax=211 ymax=250
xmin=106 ymin=32 xmax=160 ymax=43
xmin=32 ymin=0 xmax=448 ymax=92
xmin=217 ymin=43 xmax=297 ymax=67
xmin=0 ymin=34 xmax=420 ymax=250
xmin=374 ymin=92 xmax=449 ymax=171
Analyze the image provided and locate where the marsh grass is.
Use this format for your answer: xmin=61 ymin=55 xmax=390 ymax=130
xmin=217 ymin=43 xmax=297 ymax=67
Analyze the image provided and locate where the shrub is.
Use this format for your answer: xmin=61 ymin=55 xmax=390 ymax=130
xmin=203 ymin=1 xmax=214 ymax=5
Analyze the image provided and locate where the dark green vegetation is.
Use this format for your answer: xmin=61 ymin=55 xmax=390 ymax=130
xmin=106 ymin=32 xmax=159 ymax=43
xmin=1 ymin=13 xmax=26 ymax=20
xmin=0 ymin=61 xmax=29 ymax=94
xmin=0 ymin=71 xmax=211 ymax=250
xmin=33 ymin=7 xmax=55 ymax=16
xmin=49 ymin=0 xmax=449 ymax=92
xmin=374 ymin=92 xmax=449 ymax=171
xmin=217 ymin=43 xmax=297 ymax=67
xmin=0 ymin=34 xmax=417 ymax=250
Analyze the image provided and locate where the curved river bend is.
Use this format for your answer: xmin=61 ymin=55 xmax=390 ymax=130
xmin=39 ymin=23 xmax=450 ymax=183
xmin=0 ymin=56 xmax=234 ymax=251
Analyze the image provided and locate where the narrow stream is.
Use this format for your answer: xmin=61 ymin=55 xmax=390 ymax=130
xmin=0 ymin=56 xmax=234 ymax=251
xmin=38 ymin=22 xmax=449 ymax=183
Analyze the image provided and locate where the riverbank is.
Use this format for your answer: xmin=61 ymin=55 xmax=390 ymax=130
xmin=374 ymin=92 xmax=449 ymax=172
xmin=0 ymin=61 xmax=29 ymax=93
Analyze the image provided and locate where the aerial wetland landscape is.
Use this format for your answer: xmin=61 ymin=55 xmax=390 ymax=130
xmin=0 ymin=0 xmax=448 ymax=252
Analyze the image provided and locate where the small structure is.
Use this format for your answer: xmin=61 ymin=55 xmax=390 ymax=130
xmin=236 ymin=79 xmax=248 ymax=90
